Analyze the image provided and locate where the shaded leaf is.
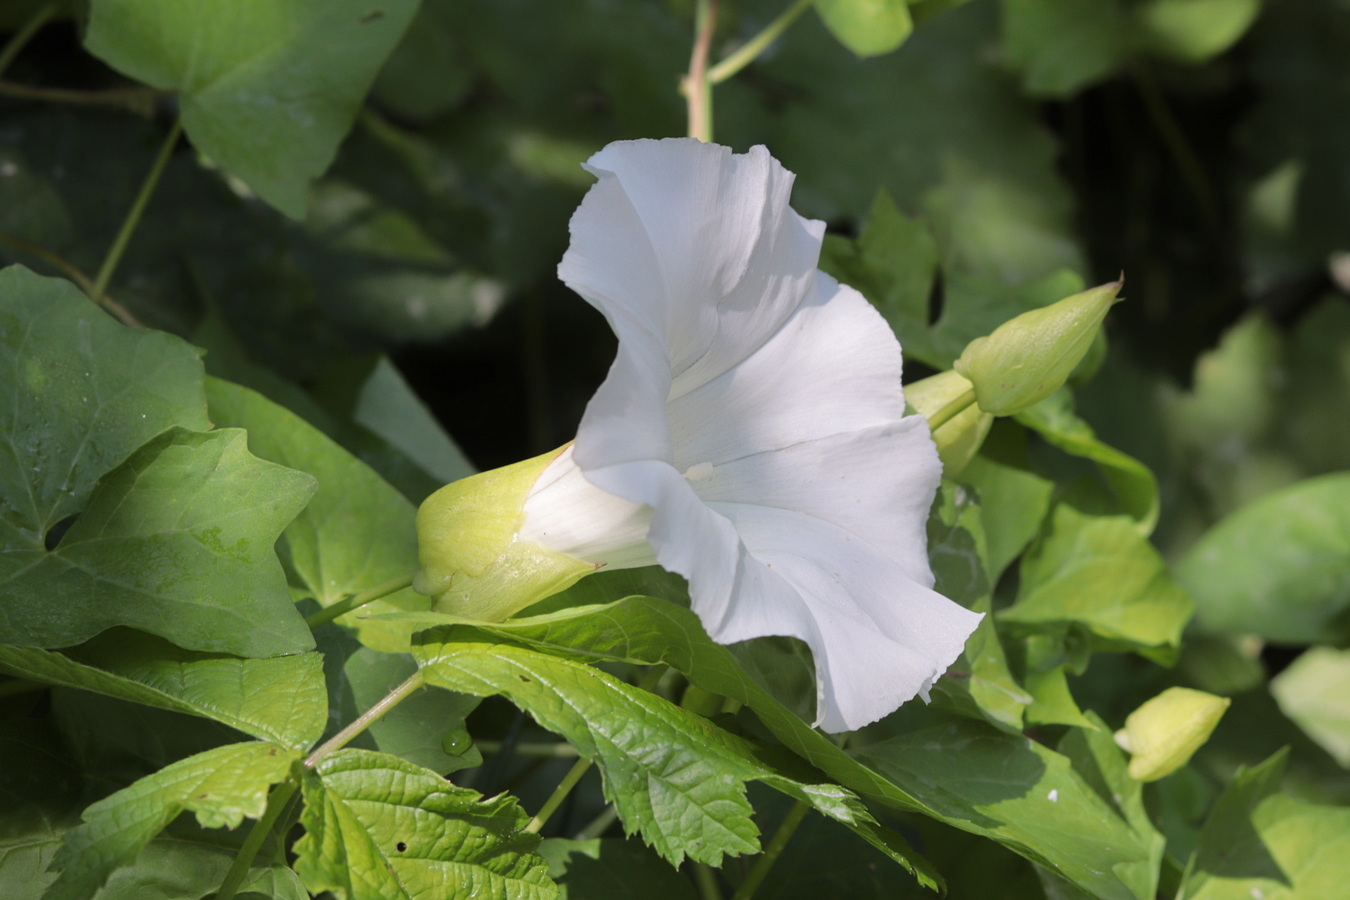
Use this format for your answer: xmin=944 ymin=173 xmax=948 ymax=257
xmin=538 ymin=838 xmax=697 ymax=900
xmin=1270 ymin=646 xmax=1350 ymax=768
xmin=84 ymin=0 xmax=420 ymax=217
xmin=43 ymin=741 xmax=297 ymax=900
xmin=294 ymin=748 xmax=556 ymax=900
xmin=2 ymin=427 xmax=316 ymax=657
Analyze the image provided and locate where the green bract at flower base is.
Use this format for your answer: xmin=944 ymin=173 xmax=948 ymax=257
xmin=1114 ymin=686 xmax=1231 ymax=782
xmin=905 ymin=369 xmax=991 ymax=477
xmin=414 ymin=445 xmax=596 ymax=622
xmin=954 ymin=280 xmax=1124 ymax=416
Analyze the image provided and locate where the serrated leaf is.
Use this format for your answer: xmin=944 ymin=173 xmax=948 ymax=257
xmin=2 ymin=427 xmax=316 ymax=656
xmin=84 ymin=0 xmax=419 ymax=217
xmin=205 ymin=377 xmax=426 ymax=652
xmin=43 ymin=741 xmax=298 ymax=900
xmin=851 ymin=716 xmax=1158 ymax=900
xmin=814 ymin=0 xmax=913 ymax=57
xmin=0 ymin=265 xmax=208 ymax=552
xmin=293 ymin=748 xmax=556 ymax=900
xmin=1016 ymin=390 xmax=1160 ymax=533
xmin=1004 ymin=498 xmax=1192 ymax=662
xmin=0 ymin=629 xmax=325 ymax=750
xmin=413 ymin=636 xmax=934 ymax=884
xmin=1178 ymin=473 xmax=1350 ymax=644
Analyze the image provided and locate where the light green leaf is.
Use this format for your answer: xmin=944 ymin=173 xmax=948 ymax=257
xmin=538 ymin=838 xmax=697 ymax=900
xmin=1004 ymin=498 xmax=1192 ymax=662
xmin=0 ymin=265 xmax=208 ymax=552
xmin=206 ymin=377 xmax=427 ymax=652
xmin=1178 ymin=473 xmax=1350 ymax=644
xmin=814 ymin=0 xmax=914 ymax=57
xmin=852 ymin=716 xmax=1159 ymax=900
xmin=1001 ymin=0 xmax=1130 ymax=96
xmin=1024 ymin=666 xmax=1097 ymax=731
xmin=958 ymin=421 xmax=1056 ymax=580
xmin=413 ymin=636 xmax=935 ymax=884
xmin=1180 ymin=749 xmax=1350 ymax=899
xmin=84 ymin=0 xmax=419 ymax=217
xmin=0 ymin=630 xmax=325 ymax=750
xmin=1016 ymin=389 xmax=1160 ymax=532
xmin=2 ymin=427 xmax=316 ymax=657
xmin=1133 ymin=0 xmax=1261 ymax=62
xmin=294 ymin=748 xmax=556 ymax=900
xmin=1270 ymin=646 xmax=1350 ymax=767
xmin=43 ymin=741 xmax=298 ymax=900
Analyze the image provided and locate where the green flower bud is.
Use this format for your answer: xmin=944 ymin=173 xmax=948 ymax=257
xmin=414 ymin=446 xmax=596 ymax=622
xmin=1113 ymin=686 xmax=1230 ymax=782
xmin=953 ymin=280 xmax=1123 ymax=416
xmin=906 ymin=369 xmax=992 ymax=477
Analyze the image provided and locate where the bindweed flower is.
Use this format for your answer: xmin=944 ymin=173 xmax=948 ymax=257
xmin=416 ymin=138 xmax=983 ymax=732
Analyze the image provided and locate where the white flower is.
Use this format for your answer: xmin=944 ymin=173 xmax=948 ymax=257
xmin=518 ymin=138 xmax=983 ymax=733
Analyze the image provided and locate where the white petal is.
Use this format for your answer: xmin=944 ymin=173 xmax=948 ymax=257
xmin=667 ymin=276 xmax=904 ymax=471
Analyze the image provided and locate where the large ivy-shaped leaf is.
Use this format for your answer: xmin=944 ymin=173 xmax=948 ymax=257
xmin=43 ymin=741 xmax=298 ymax=900
xmin=413 ymin=635 xmax=937 ymax=885
xmin=294 ymin=748 xmax=556 ymax=900
xmin=2 ymin=427 xmax=316 ymax=656
xmin=84 ymin=0 xmax=419 ymax=217
xmin=0 ymin=630 xmax=325 ymax=750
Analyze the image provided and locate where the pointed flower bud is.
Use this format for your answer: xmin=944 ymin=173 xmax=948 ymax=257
xmin=1113 ymin=686 xmax=1231 ymax=782
xmin=953 ymin=280 xmax=1123 ymax=416
xmin=905 ymin=369 xmax=992 ymax=477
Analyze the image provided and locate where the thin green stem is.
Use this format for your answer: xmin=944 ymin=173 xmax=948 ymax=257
xmin=215 ymin=780 xmax=299 ymax=900
xmin=473 ymin=739 xmax=579 ymax=758
xmin=682 ymin=0 xmax=718 ymax=141
xmin=707 ymin=0 xmax=812 ymax=85
xmin=574 ymin=804 xmax=620 ymax=841
xmin=0 ymin=80 xmax=165 ymax=109
xmin=89 ymin=118 xmax=182 ymax=303
xmin=0 ymin=231 xmax=141 ymax=326
xmin=304 ymin=672 xmax=425 ymax=767
xmin=0 ymin=2 xmax=56 ymax=79
xmin=1132 ymin=63 xmax=1219 ymax=233
xmin=925 ymin=385 xmax=977 ymax=432
xmin=694 ymin=863 xmax=723 ymax=900
xmin=524 ymin=756 xmax=592 ymax=834
xmin=304 ymin=572 xmax=415 ymax=630
xmin=730 ymin=799 xmax=811 ymax=900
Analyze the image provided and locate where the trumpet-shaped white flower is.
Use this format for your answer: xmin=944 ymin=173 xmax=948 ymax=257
xmin=520 ymin=138 xmax=982 ymax=732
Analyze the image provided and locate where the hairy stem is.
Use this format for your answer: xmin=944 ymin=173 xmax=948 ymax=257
xmin=730 ymin=799 xmax=811 ymax=900
xmin=90 ymin=119 xmax=182 ymax=303
xmin=304 ymin=572 xmax=416 ymax=630
xmin=304 ymin=671 xmax=426 ymax=767
xmin=707 ymin=0 xmax=812 ymax=85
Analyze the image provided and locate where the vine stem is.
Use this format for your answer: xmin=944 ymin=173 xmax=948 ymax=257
xmin=681 ymin=0 xmax=719 ymax=141
xmin=707 ymin=0 xmax=812 ymax=85
xmin=0 ymin=1 xmax=56 ymax=79
xmin=729 ymin=799 xmax=810 ymax=900
xmin=215 ymin=780 xmax=299 ymax=900
xmin=0 ymin=231 xmax=141 ymax=326
xmin=89 ymin=118 xmax=182 ymax=303
xmin=304 ymin=671 xmax=426 ymax=767
xmin=925 ymin=385 xmax=977 ymax=432
xmin=304 ymin=572 xmax=416 ymax=630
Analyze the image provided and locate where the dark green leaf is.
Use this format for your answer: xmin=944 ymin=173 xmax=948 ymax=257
xmin=2 ymin=427 xmax=316 ymax=657
xmin=294 ymin=748 xmax=556 ymax=900
xmin=84 ymin=0 xmax=420 ymax=217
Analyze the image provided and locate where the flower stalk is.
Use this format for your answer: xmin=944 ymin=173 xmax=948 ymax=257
xmin=683 ymin=0 xmax=719 ymax=141
xmin=707 ymin=0 xmax=813 ymax=85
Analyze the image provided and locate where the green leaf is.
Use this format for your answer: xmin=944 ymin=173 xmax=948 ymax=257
xmin=1001 ymin=0 xmax=1130 ymax=96
xmin=0 ymin=630 xmax=325 ymax=750
xmin=205 ymin=377 xmax=427 ymax=652
xmin=1133 ymin=0 xmax=1261 ymax=62
xmin=293 ymin=748 xmax=556 ymax=900
xmin=1179 ymin=749 xmax=1350 ymax=899
xmin=2 ymin=427 xmax=316 ymax=657
xmin=413 ymin=636 xmax=936 ymax=884
xmin=814 ymin=0 xmax=914 ymax=57
xmin=83 ymin=0 xmax=419 ymax=218
xmin=1004 ymin=497 xmax=1193 ymax=662
xmin=1024 ymin=666 xmax=1097 ymax=731
xmin=0 ymin=265 xmax=208 ymax=552
xmin=851 ymin=715 xmax=1160 ymax=900
xmin=1270 ymin=646 xmax=1350 ymax=768
xmin=538 ymin=838 xmax=697 ymax=900
xmin=1016 ymin=389 xmax=1160 ymax=533
xmin=43 ymin=741 xmax=298 ymax=900
xmin=86 ymin=837 xmax=305 ymax=900
xmin=1177 ymin=473 xmax=1350 ymax=644
xmin=958 ymin=420 xmax=1055 ymax=580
